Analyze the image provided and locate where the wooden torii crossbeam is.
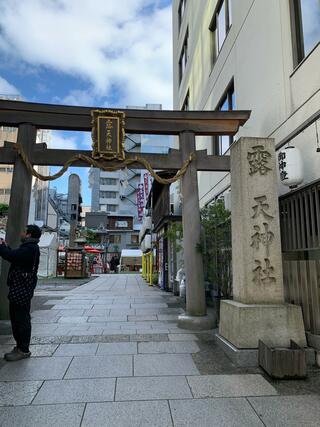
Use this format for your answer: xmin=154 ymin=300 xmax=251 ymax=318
xmin=0 ymin=99 xmax=250 ymax=326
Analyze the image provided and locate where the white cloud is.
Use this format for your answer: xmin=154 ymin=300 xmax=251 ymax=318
xmin=50 ymin=131 xmax=78 ymax=150
xmin=0 ymin=76 xmax=20 ymax=96
xmin=0 ymin=0 xmax=173 ymax=108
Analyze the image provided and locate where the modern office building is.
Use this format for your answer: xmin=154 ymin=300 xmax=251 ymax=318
xmin=172 ymin=0 xmax=320 ymax=343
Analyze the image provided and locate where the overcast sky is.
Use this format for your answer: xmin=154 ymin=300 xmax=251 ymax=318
xmin=0 ymin=0 xmax=173 ymax=205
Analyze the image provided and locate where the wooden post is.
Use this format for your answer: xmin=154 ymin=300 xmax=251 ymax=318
xmin=178 ymin=131 xmax=214 ymax=330
xmin=0 ymin=124 xmax=37 ymax=320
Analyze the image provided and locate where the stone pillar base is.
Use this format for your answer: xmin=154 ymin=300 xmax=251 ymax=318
xmin=178 ymin=313 xmax=215 ymax=331
xmin=219 ymin=300 xmax=306 ymax=348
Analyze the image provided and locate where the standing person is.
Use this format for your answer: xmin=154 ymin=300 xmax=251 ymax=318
xmin=0 ymin=225 xmax=41 ymax=361
xmin=110 ymin=256 xmax=116 ymax=273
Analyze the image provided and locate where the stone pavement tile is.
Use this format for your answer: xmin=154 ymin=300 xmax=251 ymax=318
xmin=31 ymin=324 xmax=59 ymax=334
xmin=249 ymin=395 xmax=320 ymax=427
xmin=82 ymin=401 xmax=172 ymax=427
xmin=128 ymin=315 xmax=158 ymax=321
xmin=0 ymin=357 xmax=72 ymax=381
xmin=51 ymin=304 xmax=93 ymax=310
xmin=31 ymin=309 xmax=59 ymax=319
xmin=158 ymin=307 xmax=184 ymax=314
xmin=134 ymin=308 xmax=161 ymax=315
xmin=56 ymin=309 xmax=85 ymax=316
xmin=29 ymin=344 xmax=59 ymax=357
xmin=130 ymin=334 xmax=169 ymax=342
xmin=143 ymin=328 xmax=170 ymax=334
xmin=168 ymin=333 xmax=198 ymax=341
xmin=134 ymin=354 xmax=199 ymax=376
xmin=58 ymin=316 xmax=88 ymax=323
xmin=157 ymin=314 xmax=179 ymax=321
xmin=31 ymin=335 xmax=72 ymax=345
xmin=84 ymin=309 xmax=111 ymax=316
xmin=87 ymin=317 xmax=111 ymax=323
xmin=43 ymin=299 xmax=66 ymax=305
xmin=0 ymin=381 xmax=43 ymax=406
xmin=109 ymin=309 xmax=136 ymax=315
xmin=187 ymin=374 xmax=278 ymax=398
xmin=70 ymin=334 xmax=130 ymax=343
xmin=90 ymin=316 xmax=128 ymax=322
xmin=0 ymin=403 xmax=85 ymax=427
xmin=68 ymin=328 xmax=103 ymax=336
xmin=54 ymin=343 xmax=98 ymax=356
xmin=96 ymin=342 xmax=137 ymax=355
xmin=170 ymin=398 xmax=263 ymax=427
xmin=31 ymin=317 xmax=60 ymax=324
xmin=131 ymin=303 xmax=168 ymax=308
xmin=115 ymin=376 xmax=192 ymax=401
xmin=65 ymin=355 xmax=132 ymax=379
xmin=138 ymin=341 xmax=200 ymax=354
xmin=33 ymin=378 xmax=115 ymax=404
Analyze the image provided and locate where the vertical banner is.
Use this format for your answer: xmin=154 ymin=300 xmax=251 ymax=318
xmin=143 ymin=172 xmax=149 ymax=201
xmin=136 ymin=183 xmax=145 ymax=221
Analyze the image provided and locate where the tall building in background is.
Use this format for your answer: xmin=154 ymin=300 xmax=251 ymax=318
xmin=89 ymin=104 xmax=170 ymax=251
xmin=0 ymin=95 xmax=52 ymax=227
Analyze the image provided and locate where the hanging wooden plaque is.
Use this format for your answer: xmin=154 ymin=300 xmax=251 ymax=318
xmin=91 ymin=109 xmax=125 ymax=160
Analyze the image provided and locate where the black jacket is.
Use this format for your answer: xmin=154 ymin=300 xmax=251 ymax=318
xmin=0 ymin=239 xmax=40 ymax=284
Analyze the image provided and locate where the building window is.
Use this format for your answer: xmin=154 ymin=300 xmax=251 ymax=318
xmin=107 ymin=204 xmax=117 ymax=212
xmin=181 ymin=90 xmax=190 ymax=111
xmin=210 ymin=0 xmax=232 ymax=61
xmin=109 ymin=234 xmax=121 ymax=244
xmin=290 ymin=0 xmax=320 ymax=66
xmin=100 ymin=191 xmax=117 ymax=199
xmin=131 ymin=234 xmax=139 ymax=244
xmin=214 ymin=82 xmax=235 ymax=155
xmin=99 ymin=204 xmax=107 ymax=211
xmin=178 ymin=0 xmax=187 ymax=30
xmin=179 ymin=29 xmax=189 ymax=83
xmin=100 ymin=177 xmax=117 ymax=185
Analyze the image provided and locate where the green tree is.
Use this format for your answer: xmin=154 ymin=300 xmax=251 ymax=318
xmin=83 ymin=229 xmax=99 ymax=243
xmin=199 ymin=201 xmax=232 ymax=298
xmin=0 ymin=204 xmax=9 ymax=216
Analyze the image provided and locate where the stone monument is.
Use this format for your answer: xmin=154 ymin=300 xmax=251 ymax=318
xmin=219 ymin=137 xmax=306 ymax=350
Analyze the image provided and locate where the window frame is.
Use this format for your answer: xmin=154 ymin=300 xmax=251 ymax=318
xmin=213 ymin=80 xmax=235 ymax=155
xmin=181 ymin=90 xmax=190 ymax=111
xmin=209 ymin=0 xmax=232 ymax=63
xmin=289 ymin=0 xmax=320 ymax=67
xmin=179 ymin=28 xmax=189 ymax=84
xmin=178 ymin=0 xmax=187 ymax=31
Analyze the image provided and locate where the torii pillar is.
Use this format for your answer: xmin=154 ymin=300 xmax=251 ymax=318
xmin=0 ymin=124 xmax=36 ymax=319
xmin=178 ymin=131 xmax=214 ymax=330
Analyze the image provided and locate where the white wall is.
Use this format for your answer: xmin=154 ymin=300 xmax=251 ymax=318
xmin=173 ymin=0 xmax=320 ymax=206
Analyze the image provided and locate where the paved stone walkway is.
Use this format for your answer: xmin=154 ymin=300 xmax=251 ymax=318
xmin=0 ymin=274 xmax=319 ymax=426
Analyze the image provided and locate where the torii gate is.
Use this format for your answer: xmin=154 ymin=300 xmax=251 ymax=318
xmin=0 ymin=100 xmax=307 ymax=349
xmin=0 ymin=99 xmax=249 ymax=330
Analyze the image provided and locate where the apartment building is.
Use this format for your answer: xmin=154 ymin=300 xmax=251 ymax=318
xmin=172 ymin=0 xmax=320 ymax=344
xmin=173 ymin=0 xmax=319 ymax=202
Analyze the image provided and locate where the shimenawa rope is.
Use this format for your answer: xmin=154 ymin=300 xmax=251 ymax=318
xmin=13 ymin=144 xmax=195 ymax=185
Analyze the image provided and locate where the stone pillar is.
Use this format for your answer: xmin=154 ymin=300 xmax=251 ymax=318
xmin=178 ymin=131 xmax=214 ymax=330
xmin=219 ymin=137 xmax=306 ymax=348
xmin=0 ymin=124 xmax=37 ymax=320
